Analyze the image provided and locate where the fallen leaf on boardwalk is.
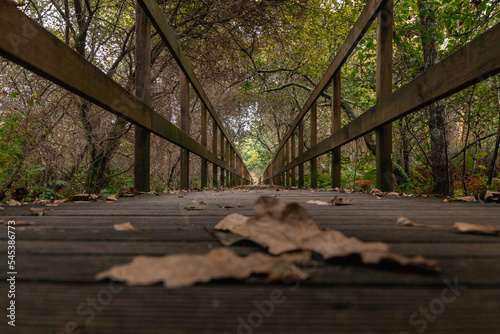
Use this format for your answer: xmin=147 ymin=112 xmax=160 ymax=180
xmin=7 ymin=199 xmax=21 ymax=206
xmin=29 ymin=207 xmax=44 ymax=216
xmin=45 ymin=203 xmax=58 ymax=207
xmin=306 ymin=196 xmax=352 ymax=206
xmin=265 ymin=261 xmax=309 ymax=283
xmin=237 ymin=205 xmax=246 ymax=208
xmin=184 ymin=201 xmax=206 ymax=210
xmin=178 ymin=195 xmax=185 ymax=198
xmin=96 ymin=248 xmax=310 ymax=288
xmin=119 ymin=187 xmax=141 ymax=197
xmin=396 ymin=216 xmax=440 ymax=228
xmin=212 ymin=230 xmax=249 ymax=246
xmin=453 ymin=222 xmax=499 ymax=235
xmin=54 ymin=199 xmax=67 ymax=204
xmin=484 ymin=191 xmax=500 ymax=203
xmin=69 ymin=194 xmax=99 ymax=202
xmin=106 ymin=194 xmax=118 ymax=201
xmin=444 ymin=196 xmax=476 ymax=203
xmin=33 ymin=198 xmax=50 ymax=204
xmin=370 ymin=188 xmax=383 ymax=196
xmin=114 ymin=222 xmax=137 ymax=231
xmin=215 ymin=196 xmax=440 ymax=271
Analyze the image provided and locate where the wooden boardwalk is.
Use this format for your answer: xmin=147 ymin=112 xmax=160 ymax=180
xmin=1 ymin=187 xmax=499 ymax=333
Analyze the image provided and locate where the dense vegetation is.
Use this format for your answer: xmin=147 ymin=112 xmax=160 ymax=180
xmin=0 ymin=0 xmax=499 ymax=201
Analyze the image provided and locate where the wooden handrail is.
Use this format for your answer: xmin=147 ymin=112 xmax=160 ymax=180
xmin=137 ymin=0 xmax=252 ymax=181
xmin=0 ymin=0 xmax=250 ymax=183
xmin=262 ymin=19 xmax=500 ymax=182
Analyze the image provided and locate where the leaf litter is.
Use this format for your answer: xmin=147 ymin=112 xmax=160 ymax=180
xmin=113 ymin=222 xmax=137 ymax=231
xmin=97 ymin=196 xmax=444 ymax=289
xmin=215 ymin=196 xmax=440 ymax=271
xmin=306 ymin=196 xmax=352 ymax=206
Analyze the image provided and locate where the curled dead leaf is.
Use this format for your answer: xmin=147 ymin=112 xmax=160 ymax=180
xmin=106 ymin=194 xmax=118 ymax=201
xmin=114 ymin=222 xmax=137 ymax=231
xmin=29 ymin=207 xmax=45 ymax=216
xmin=96 ymin=248 xmax=310 ymax=288
xmin=453 ymin=222 xmax=499 ymax=235
xmin=444 ymin=196 xmax=476 ymax=203
xmin=7 ymin=199 xmax=21 ymax=206
xmin=69 ymin=194 xmax=99 ymax=202
xmin=215 ymin=196 xmax=440 ymax=271
xmin=484 ymin=191 xmax=500 ymax=203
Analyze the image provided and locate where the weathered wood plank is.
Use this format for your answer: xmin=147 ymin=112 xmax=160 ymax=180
xmin=375 ymin=0 xmax=393 ymax=191
xmin=180 ymin=71 xmax=190 ymax=190
xmin=331 ymin=72 xmax=341 ymax=188
xmin=133 ymin=2 xmax=152 ymax=192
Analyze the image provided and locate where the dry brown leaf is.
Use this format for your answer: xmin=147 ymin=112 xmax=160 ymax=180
xmin=106 ymin=194 xmax=118 ymax=201
xmin=29 ymin=207 xmax=45 ymax=216
xmin=484 ymin=191 xmax=500 ymax=203
xmin=45 ymin=203 xmax=59 ymax=207
xmin=114 ymin=222 xmax=137 ymax=231
xmin=444 ymin=196 xmax=476 ymax=203
xmin=69 ymin=194 xmax=99 ymax=202
xmin=33 ymin=198 xmax=50 ymax=204
xmin=96 ymin=248 xmax=310 ymax=288
xmin=215 ymin=197 xmax=440 ymax=271
xmin=370 ymin=188 xmax=383 ymax=196
xmin=54 ymin=199 xmax=67 ymax=204
xmin=306 ymin=196 xmax=351 ymax=206
xmin=237 ymin=205 xmax=246 ymax=208
xmin=396 ymin=216 xmax=440 ymax=228
xmin=184 ymin=201 xmax=206 ymax=211
xmin=7 ymin=199 xmax=21 ymax=206
xmin=453 ymin=222 xmax=499 ymax=235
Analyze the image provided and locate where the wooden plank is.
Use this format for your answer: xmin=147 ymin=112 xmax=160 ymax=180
xmin=264 ymin=0 xmax=390 ymax=172
xmin=133 ymin=2 xmax=151 ymax=192
xmin=276 ymin=22 xmax=500 ymax=175
xmin=331 ymin=72 xmax=341 ymax=188
xmin=137 ymin=0 xmax=250 ymax=181
xmin=220 ymin=134 xmax=225 ymax=186
xmin=180 ymin=71 xmax=190 ymax=190
xmin=375 ymin=0 xmax=393 ymax=191
xmin=310 ymin=103 xmax=318 ymax=188
xmin=11 ymin=283 xmax=500 ymax=334
xmin=0 ymin=1 xmax=241 ymax=177
xmin=200 ymin=104 xmax=208 ymax=188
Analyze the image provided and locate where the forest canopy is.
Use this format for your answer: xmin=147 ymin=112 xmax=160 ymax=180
xmin=0 ymin=0 xmax=499 ymax=201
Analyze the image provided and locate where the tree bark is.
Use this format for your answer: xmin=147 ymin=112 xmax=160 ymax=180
xmin=418 ymin=0 xmax=453 ymax=196
xmin=487 ymin=76 xmax=500 ymax=187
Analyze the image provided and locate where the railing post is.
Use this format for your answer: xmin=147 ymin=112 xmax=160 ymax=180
xmin=212 ymin=120 xmax=218 ymax=188
xmin=310 ymin=103 xmax=318 ymax=188
xmin=225 ymin=141 xmax=231 ymax=187
xmin=332 ymin=71 xmax=342 ymax=188
xmin=220 ymin=132 xmax=225 ymax=187
xmin=134 ymin=2 xmax=151 ymax=192
xmin=180 ymin=71 xmax=190 ymax=190
xmin=298 ymin=120 xmax=304 ymax=188
xmin=291 ymin=133 xmax=296 ymax=186
xmin=376 ymin=0 xmax=394 ymax=191
xmin=285 ymin=140 xmax=290 ymax=187
xmin=200 ymin=104 xmax=208 ymax=188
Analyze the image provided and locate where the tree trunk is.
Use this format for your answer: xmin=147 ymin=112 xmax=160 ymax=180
xmin=418 ymin=0 xmax=453 ymax=196
xmin=487 ymin=76 xmax=500 ymax=187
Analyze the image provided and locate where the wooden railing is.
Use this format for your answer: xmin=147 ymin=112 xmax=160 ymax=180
xmin=259 ymin=0 xmax=500 ymax=190
xmin=0 ymin=0 xmax=252 ymax=191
